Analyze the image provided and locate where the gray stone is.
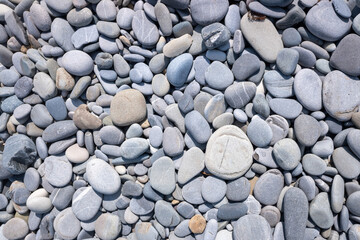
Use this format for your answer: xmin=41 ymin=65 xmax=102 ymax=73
xmin=2 ymin=218 xmax=29 ymax=240
xmin=247 ymin=115 xmax=273 ymax=147
xmin=276 ymin=48 xmax=299 ymax=75
xmin=332 ymin=147 xmax=360 ymax=179
xmin=116 ymin=8 xmax=135 ymax=30
xmin=50 ymin=185 xmax=75 ymax=210
xmin=249 ymin=1 xmax=286 ymax=18
xmin=302 ymin=154 xmax=326 ymax=176
xmin=51 ymin=18 xmax=74 ymax=51
xmin=283 ymin=187 xmax=308 ymax=240
xmin=254 ymin=169 xmax=284 ymax=205
xmin=273 ymin=138 xmax=301 ymax=171
xmin=120 ymin=138 xmax=149 ymax=159
xmin=282 ymin=28 xmax=302 ymax=47
xmin=5 ymin=10 xmax=28 ymax=45
xmin=232 ymin=54 xmax=260 ymax=81
xmin=269 ymin=98 xmax=302 ymax=119
xmin=95 ymin=213 xmax=122 ymax=240
xmin=217 ymin=202 xmax=247 ymax=221
xmin=54 ymin=207 xmax=81 ymax=240
xmin=226 ymin=177 xmax=250 ymax=202
xmin=3 ymin=134 xmax=37 ymax=175
xmin=347 ymin=191 xmax=360 ymax=216
xmin=150 ymin=156 xmax=176 ymax=195
xmin=266 ymin=115 xmax=289 ymax=145
xmin=135 ymin=222 xmax=159 ymax=240
xmin=185 ymin=110 xmax=211 ymax=144
xmin=182 ymin=177 xmax=205 ymax=205
xmin=205 ymin=61 xmax=233 ymax=90
xmin=99 ymin=126 xmax=124 ymax=145
xmin=24 ymin=167 xmax=40 ymax=192
xmin=233 ymin=215 xmax=271 ymax=240
xmin=149 ymin=126 xmax=163 ymax=148
xmin=201 ymin=176 xmax=226 ymax=203
xmin=294 ymin=69 xmax=322 ymax=111
xmin=260 ymin=205 xmax=281 ymax=227
xmin=155 ymin=200 xmax=181 ymax=227
xmin=166 ymin=53 xmax=193 ymax=87
xmin=96 ymin=0 xmax=116 ymax=21
xmin=190 ymin=0 xmax=229 ymax=26
xmin=129 ymin=195 xmax=154 ymax=215
xmin=294 ymin=114 xmax=321 ymax=147
xmin=263 ymin=70 xmax=294 ymax=98
xmin=71 ymin=25 xmax=99 ymax=49
xmin=305 ymin=1 xmax=352 ymax=41
xmin=348 ymin=129 xmax=360 ymax=159
xmin=309 ymin=192 xmax=333 ymax=229
xmin=86 ymin=158 xmax=121 ymax=195
xmin=331 ymin=175 xmax=344 ymax=214
xmin=42 ymin=120 xmax=78 ymax=143
xmin=33 ymin=72 xmax=57 ymax=100
xmin=201 ymin=23 xmax=231 ymax=49
xmin=44 ymin=155 xmax=72 ymax=187
xmin=205 ymin=125 xmax=253 ymax=180
xmin=163 ymin=127 xmax=184 ymax=157
xmin=62 ymin=50 xmax=93 ymax=76
xmin=46 ymin=97 xmax=67 ymax=121
xmin=132 ymin=10 xmax=159 ymax=46
xmin=241 ymin=13 xmax=283 ymax=63
xmin=178 ymin=147 xmax=205 ymax=185
xmin=14 ymin=76 xmax=33 ymax=99
xmin=72 ymin=186 xmax=103 ymax=221
xmin=224 ymin=82 xmax=256 ymax=109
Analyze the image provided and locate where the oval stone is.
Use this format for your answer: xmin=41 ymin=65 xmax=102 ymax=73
xmin=150 ymin=157 xmax=176 ymax=195
xmin=62 ymin=50 xmax=93 ymax=76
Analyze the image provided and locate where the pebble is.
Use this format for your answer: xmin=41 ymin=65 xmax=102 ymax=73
xmin=217 ymin=202 xmax=248 ymax=220
xmin=72 ymin=186 xmax=103 ymax=221
xmin=201 ymin=176 xmax=227 ymax=203
xmin=201 ymin=23 xmax=231 ymax=49
xmin=273 ymin=138 xmax=301 ymax=170
xmin=294 ymin=114 xmax=321 ymax=147
xmin=190 ymin=0 xmax=229 ymax=26
xmin=205 ymin=125 xmax=253 ymax=180
xmin=182 ymin=177 xmax=205 ymax=205
xmin=254 ymin=169 xmax=284 ymax=205
xmin=224 ymin=82 xmax=256 ymax=109
xmin=166 ymin=53 xmax=193 ymax=87
xmin=62 ymin=50 xmax=93 ymax=76
xmin=263 ymin=70 xmax=294 ymax=98
xmin=233 ymin=215 xmax=271 ymax=240
xmin=241 ymin=13 xmax=283 ymax=63
xmin=132 ymin=10 xmax=159 ymax=46
xmin=54 ymin=207 xmax=81 ymax=240
xmin=232 ymin=54 xmax=260 ymax=81
xmin=189 ymin=214 xmax=206 ymax=234
xmin=276 ymin=48 xmax=299 ymax=75
xmin=309 ymin=192 xmax=334 ymax=229
xmin=185 ymin=110 xmax=211 ymax=144
xmin=332 ymin=147 xmax=360 ymax=179
xmin=44 ymin=155 xmax=72 ymax=187
xmin=42 ymin=120 xmax=78 ymax=143
xmin=95 ymin=213 xmax=122 ymax=240
xmin=150 ymin=157 xmax=176 ymax=195
xmin=86 ymin=158 xmax=121 ymax=195
xmin=154 ymin=200 xmax=181 ymax=227
xmin=2 ymin=218 xmax=29 ymax=240
xmin=205 ymin=61 xmax=234 ymax=90
xmin=178 ymin=147 xmax=205 ymax=185
xmin=247 ymin=115 xmax=273 ymax=147
xmin=163 ymin=34 xmax=192 ymax=58
xmin=269 ymin=98 xmax=303 ymax=119
xmin=163 ymin=127 xmax=184 ymax=157
xmin=110 ymin=89 xmax=147 ymax=126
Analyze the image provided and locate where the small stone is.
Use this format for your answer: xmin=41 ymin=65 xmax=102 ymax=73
xmin=51 ymin=18 xmax=74 ymax=51
xmin=163 ymin=127 xmax=184 ymax=157
xmin=33 ymin=72 xmax=57 ymax=100
xmin=62 ymin=50 xmax=93 ymax=76
xmin=154 ymin=200 xmax=181 ymax=227
xmin=96 ymin=0 xmax=117 ymax=21
xmin=150 ymin=157 xmax=176 ymax=195
xmin=185 ymin=110 xmax=211 ymax=144
xmin=56 ymin=68 xmax=75 ymax=91
xmin=95 ymin=213 xmax=122 ymax=240
xmin=247 ymin=115 xmax=273 ymax=147
xmin=302 ymin=154 xmax=326 ymax=176
xmin=190 ymin=0 xmax=229 ymax=26
xmin=44 ymin=155 xmax=72 ymax=187
xmin=205 ymin=61 xmax=234 ymax=90
xmin=166 ymin=53 xmax=193 ymax=87
xmin=73 ymin=104 xmax=102 ymax=130
xmin=309 ymin=192 xmax=334 ymax=229
xmin=2 ymin=217 xmax=29 ymax=240
xmin=269 ymin=98 xmax=303 ymax=119
xmin=254 ymin=169 xmax=284 ymax=205
xmin=189 ymin=214 xmax=206 ymax=234
xmin=263 ymin=70 xmax=294 ymax=98
xmin=201 ymin=23 xmax=231 ymax=49
xmin=233 ymin=215 xmax=272 ymax=240
xmin=65 ymin=144 xmax=89 ymax=163
xmin=294 ymin=114 xmax=321 ymax=147
xmin=132 ymin=10 xmax=159 ymax=46
xmin=273 ymin=138 xmax=301 ymax=171
xmin=129 ymin=195 xmax=154 ymax=215
xmin=163 ymin=34 xmax=192 ymax=58
xmin=332 ymin=147 xmax=360 ymax=179
xmin=42 ymin=120 xmax=78 ymax=143
xmin=110 ymin=89 xmax=147 ymax=127
xmin=276 ymin=48 xmax=299 ymax=75
xmin=224 ymin=82 xmax=256 ymax=109
xmin=201 ymin=176 xmax=227 ymax=203
xmin=205 ymin=125 xmax=253 ymax=180
xmin=347 ymin=191 xmax=360 ymax=216
xmin=72 ymin=187 xmax=103 ymax=221
xmin=182 ymin=177 xmax=205 ymax=205
xmin=54 ymin=207 xmax=81 ymax=240
xmin=178 ymin=147 xmax=205 ymax=185
xmin=232 ymin=54 xmax=260 ymax=81
xmin=294 ymin=69 xmax=322 ymax=111
xmin=217 ymin=202 xmax=248 ymax=220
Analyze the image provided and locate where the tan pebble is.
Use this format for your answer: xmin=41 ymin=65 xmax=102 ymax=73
xmin=189 ymin=214 xmax=206 ymax=234
xmin=65 ymin=144 xmax=89 ymax=163
xmin=73 ymin=104 xmax=102 ymax=130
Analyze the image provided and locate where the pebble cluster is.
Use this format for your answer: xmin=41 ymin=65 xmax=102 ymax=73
xmin=0 ymin=0 xmax=360 ymax=239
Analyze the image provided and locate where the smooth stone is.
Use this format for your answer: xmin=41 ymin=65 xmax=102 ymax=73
xmin=72 ymin=187 xmax=103 ymax=221
xmin=149 ymin=126 xmax=163 ymax=148
xmin=150 ymin=156 xmax=176 ymax=195
xmin=96 ymin=21 xmax=120 ymax=38
xmin=73 ymin=104 xmax=102 ymax=130
xmin=282 ymin=28 xmax=302 ymax=47
xmin=309 ymin=192 xmax=334 ymax=229
xmin=205 ymin=125 xmax=253 ymax=180
xmin=178 ymin=94 xmax=194 ymax=114
xmin=330 ymin=34 xmax=360 ymax=77
xmin=201 ymin=176 xmax=226 ymax=203
xmin=332 ymin=147 xmax=360 ymax=179
xmin=122 ymin=181 xmax=142 ymax=197
xmin=86 ymin=158 xmax=121 ymax=195
xmin=201 ymin=23 xmax=231 ymax=49
xmin=135 ymin=222 xmax=159 ymax=240
xmin=65 ymin=144 xmax=89 ymax=163
xmin=182 ymin=177 xmax=205 ymax=205
xmin=154 ymin=200 xmax=181 ymax=227
xmin=294 ymin=69 xmax=322 ymax=111
xmin=51 ymin=18 xmax=74 ymax=51
xmin=26 ymin=189 xmax=52 ymax=214
xmin=167 ymin=53 xmax=193 ymax=87
xmin=50 ymin=186 xmax=75 ymax=210
xmin=348 ymin=129 xmax=360 ymax=159
xmin=260 ymin=206 xmax=281 ymax=227
xmin=217 ymin=202 xmax=248 ymax=221
xmin=205 ymin=61 xmax=234 ymax=90
xmin=185 ymin=110 xmax=211 ymax=144
xmin=33 ymin=72 xmax=56 ymax=100
xmin=190 ymin=0 xmax=229 ymax=26
xmin=110 ymin=89 xmax=146 ymax=127
xmin=263 ymin=70 xmax=294 ymax=98
xmin=2 ymin=218 xmax=29 ymax=240
xmin=24 ymin=167 xmax=40 ymax=192
xmin=233 ymin=215 xmax=271 ymax=240
xmin=266 ymin=115 xmax=289 ymax=145
xmin=46 ymin=97 xmax=67 ymax=121
xmin=269 ymin=98 xmax=302 ymax=119
xmin=62 ymin=50 xmax=93 ymax=76
xmin=323 ymin=70 xmax=360 ymax=122
xmin=254 ymin=169 xmax=284 ymax=205
xmin=54 ymin=207 xmax=81 ymax=240
xmin=247 ymin=115 xmax=273 ymax=147
xmin=240 ymin=13 xmax=283 ymax=63
xmin=273 ymin=138 xmax=301 ymax=171
xmin=224 ymin=4 xmax=240 ymax=34
xmin=302 ymin=154 xmax=326 ymax=176
xmin=1 ymin=95 xmax=23 ymax=113
xmin=224 ymin=82 xmax=256 ymax=109
xmin=298 ymin=176 xmax=316 ymax=201
xmin=204 ymin=94 xmax=226 ymax=123
xmin=0 ymin=45 xmax=13 ymax=68
xmin=163 ymin=127 xmax=184 ymax=157
xmin=129 ymin=196 xmax=155 ymax=215
xmin=71 ymin=25 xmax=99 ymax=49
xmin=132 ymin=10 xmax=159 ymax=46
xmin=5 ymin=10 xmax=28 ymax=45
xmin=276 ymin=6 xmax=306 ymax=29
xmin=331 ymin=175 xmax=345 ymax=214
xmin=14 ymin=76 xmax=32 ymax=98
xmin=46 ymin=0 xmax=72 ymax=13
xmin=276 ymin=48 xmax=299 ymax=75
xmin=283 ymin=187 xmax=308 ymax=240
xmin=116 ymin=8 xmax=135 ymax=30
xmin=114 ymin=54 xmax=130 ymax=77
xmin=3 ymin=134 xmax=37 ymax=175
xmin=188 ymin=215 xmax=206 ymax=234
xmin=96 ymin=0 xmax=117 ymax=21
xmin=226 ymin=177 xmax=250 ymax=202
xmin=232 ymin=54 xmax=260 ymax=81
xmin=163 ymin=34 xmax=192 ymax=58
xmin=120 ymin=138 xmax=148 ymax=159
xmin=178 ymin=147 xmax=205 ymax=185
xmin=249 ymin=1 xmax=286 ymax=18
xmin=95 ymin=213 xmax=122 ymax=240
xmin=42 ymin=120 xmax=77 ymax=143
xmin=44 ymin=155 xmax=72 ymax=187
xmin=294 ymin=114 xmax=321 ymax=147
xmin=347 ymin=191 xmax=360 ymax=216
xmin=194 ymin=56 xmax=210 ymax=85
xmin=67 ymin=8 xmax=93 ymax=27
xmin=305 ymin=1 xmax=352 ymax=42
xmin=291 ymin=46 xmax=316 ymax=68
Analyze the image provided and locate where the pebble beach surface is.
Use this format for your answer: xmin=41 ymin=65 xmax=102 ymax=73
xmin=0 ymin=0 xmax=360 ymax=239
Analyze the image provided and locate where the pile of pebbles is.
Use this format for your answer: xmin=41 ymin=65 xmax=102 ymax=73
xmin=1 ymin=0 xmax=360 ymax=239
